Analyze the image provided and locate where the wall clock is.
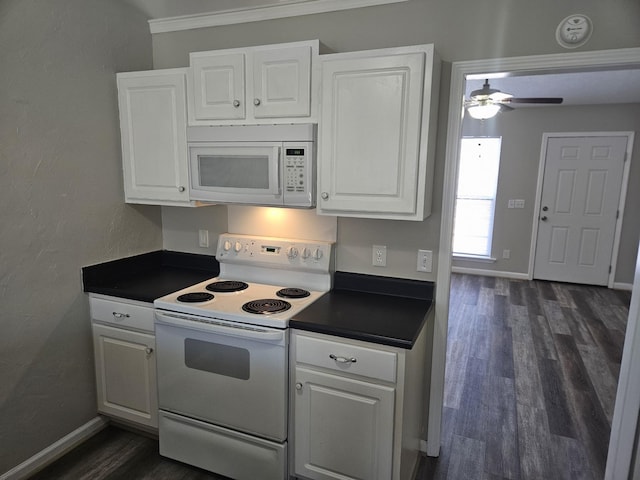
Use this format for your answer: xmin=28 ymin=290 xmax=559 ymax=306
xmin=556 ymin=14 xmax=593 ymax=49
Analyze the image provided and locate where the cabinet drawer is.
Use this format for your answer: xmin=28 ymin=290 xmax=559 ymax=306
xmin=90 ymin=296 xmax=154 ymax=333
xmin=295 ymin=334 xmax=397 ymax=383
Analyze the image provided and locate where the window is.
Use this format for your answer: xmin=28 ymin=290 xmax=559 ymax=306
xmin=453 ymin=137 xmax=502 ymax=257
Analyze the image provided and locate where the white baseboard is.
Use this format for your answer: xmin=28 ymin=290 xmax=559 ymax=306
xmin=613 ymin=282 xmax=633 ymax=291
xmin=451 ymin=266 xmax=530 ymax=280
xmin=0 ymin=416 xmax=109 ymax=480
xmin=419 ymin=439 xmax=428 ymax=453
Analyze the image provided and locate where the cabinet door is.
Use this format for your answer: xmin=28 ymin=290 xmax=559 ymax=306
xmin=117 ymin=70 xmax=190 ymax=205
xmin=294 ymin=366 xmax=394 ymax=480
xmin=93 ymin=323 xmax=158 ymax=428
xmin=191 ymin=53 xmax=245 ymax=120
xmin=318 ymin=52 xmax=425 ymax=217
xmin=251 ymin=46 xmax=311 ymax=119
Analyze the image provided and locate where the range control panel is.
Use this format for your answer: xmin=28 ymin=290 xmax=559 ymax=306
xmin=216 ymin=233 xmax=332 ymax=272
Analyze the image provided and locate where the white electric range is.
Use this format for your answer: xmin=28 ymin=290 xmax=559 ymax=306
xmin=153 ymin=233 xmax=333 ymax=480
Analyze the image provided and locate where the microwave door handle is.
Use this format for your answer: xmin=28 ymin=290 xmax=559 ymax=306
xmin=272 ymin=146 xmax=281 ymax=195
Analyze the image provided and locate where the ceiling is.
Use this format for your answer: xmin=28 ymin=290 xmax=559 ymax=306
xmin=122 ymin=0 xmax=640 ymax=107
xmin=465 ymin=68 xmax=640 ymax=107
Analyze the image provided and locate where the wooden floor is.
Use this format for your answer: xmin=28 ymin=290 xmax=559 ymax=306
xmin=418 ymin=274 xmax=631 ymax=480
xmin=28 ymin=274 xmax=631 ymax=480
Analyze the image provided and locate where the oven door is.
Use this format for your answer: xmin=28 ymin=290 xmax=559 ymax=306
xmin=155 ymin=311 xmax=288 ymax=442
xmin=189 ymin=142 xmax=282 ymax=205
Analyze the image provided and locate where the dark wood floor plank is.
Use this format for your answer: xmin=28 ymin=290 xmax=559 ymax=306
xmin=553 ymin=333 xmax=593 ymax=392
xmin=576 ymin=343 xmax=619 ymax=423
xmin=453 ymin=358 xmax=488 ymax=440
xmin=445 ymin=435 xmax=486 ymax=480
xmin=542 ymin=300 xmax=572 ymax=336
xmin=549 ymin=434 xmax=595 ymax=480
xmin=516 ymin=404 xmax=554 ymax=480
xmin=508 ymin=280 xmax=526 ymax=306
xmin=561 ymin=306 xmax=595 ymax=346
xmin=570 ymin=388 xmax=611 ymax=479
xmin=537 ymin=358 xmax=577 ymax=438
xmin=512 ymin=340 xmax=546 ymax=410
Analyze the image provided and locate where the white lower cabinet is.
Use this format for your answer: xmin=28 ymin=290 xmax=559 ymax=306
xmin=294 ymin=367 xmax=395 ymax=480
xmin=291 ymin=328 xmax=429 ymax=480
xmin=90 ymin=295 xmax=158 ymax=429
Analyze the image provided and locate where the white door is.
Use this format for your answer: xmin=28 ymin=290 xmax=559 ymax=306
xmin=533 ymin=134 xmax=629 ymax=285
xmin=251 ymin=46 xmax=311 ymax=119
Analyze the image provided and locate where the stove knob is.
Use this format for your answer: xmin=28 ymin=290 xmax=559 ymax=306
xmin=223 ymin=240 xmax=232 ymax=251
xmin=301 ymin=247 xmax=311 ymax=259
xmin=313 ymin=248 xmax=323 ymax=260
xmin=234 ymin=241 xmax=242 ymax=253
xmin=286 ymin=246 xmax=299 ymax=259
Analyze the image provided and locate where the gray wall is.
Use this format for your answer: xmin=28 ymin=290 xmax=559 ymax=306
xmin=455 ymin=104 xmax=640 ymax=284
xmin=152 ymin=0 xmax=640 ymax=282
xmin=0 ymin=0 xmax=160 ymax=473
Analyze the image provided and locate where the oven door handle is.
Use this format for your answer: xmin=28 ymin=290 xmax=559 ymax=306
xmin=155 ymin=311 xmax=286 ymax=343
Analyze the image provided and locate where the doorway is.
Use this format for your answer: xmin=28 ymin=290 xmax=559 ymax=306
xmin=430 ymin=47 xmax=640 ymax=474
xmin=532 ymin=133 xmax=633 ymax=286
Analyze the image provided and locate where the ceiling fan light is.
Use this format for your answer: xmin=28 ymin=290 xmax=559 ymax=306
xmin=467 ymin=103 xmax=501 ymax=120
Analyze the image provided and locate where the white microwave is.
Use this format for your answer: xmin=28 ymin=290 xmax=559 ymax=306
xmin=187 ymin=124 xmax=316 ymax=207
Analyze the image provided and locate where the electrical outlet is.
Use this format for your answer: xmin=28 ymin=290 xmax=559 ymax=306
xmin=198 ymin=229 xmax=209 ymax=248
xmin=503 ymin=249 xmax=511 ymax=259
xmin=514 ymin=199 xmax=525 ymax=209
xmin=508 ymin=199 xmax=515 ymax=209
xmin=417 ymin=250 xmax=433 ymax=272
xmin=372 ymin=245 xmax=387 ymax=267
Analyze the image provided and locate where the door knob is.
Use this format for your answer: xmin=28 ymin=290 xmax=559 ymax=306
xmin=295 ymin=382 xmax=303 ymax=391
xmin=542 ymin=206 xmax=549 ymax=211
xmin=254 ymin=98 xmax=261 ymax=106
xmin=233 ymin=100 xmax=240 ymax=108
xmin=178 ymin=186 xmax=185 ymax=192
xmin=321 ymin=192 xmax=329 ymax=200
xmin=541 ymin=216 xmax=548 ymax=221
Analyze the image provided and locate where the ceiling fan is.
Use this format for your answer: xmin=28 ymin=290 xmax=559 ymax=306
xmin=464 ymin=79 xmax=564 ymax=119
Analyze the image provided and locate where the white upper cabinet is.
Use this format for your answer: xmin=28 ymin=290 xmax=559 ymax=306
xmin=317 ymin=44 xmax=440 ymax=221
xmin=189 ymin=40 xmax=317 ymax=125
xmin=117 ymin=69 xmax=195 ymax=206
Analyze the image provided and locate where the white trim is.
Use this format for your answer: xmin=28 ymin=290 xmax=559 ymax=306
xmin=148 ymin=0 xmax=409 ymax=34
xmin=528 ymin=132 xmax=634 ymax=287
xmin=435 ymin=46 xmax=640 ymax=460
xmin=452 ymin=254 xmax=497 ymax=263
xmin=0 ymin=417 xmax=109 ymax=480
xmin=613 ymin=282 xmax=634 ymax=292
xmin=451 ymin=266 xmax=529 ymax=280
xmin=606 ymin=240 xmax=640 ymax=479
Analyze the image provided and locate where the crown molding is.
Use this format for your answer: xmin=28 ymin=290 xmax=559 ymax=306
xmin=148 ymin=0 xmax=409 ymax=34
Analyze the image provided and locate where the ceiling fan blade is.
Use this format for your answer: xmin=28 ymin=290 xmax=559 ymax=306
xmin=502 ymin=97 xmax=564 ymax=104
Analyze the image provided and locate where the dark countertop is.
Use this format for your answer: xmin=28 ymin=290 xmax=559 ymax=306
xmin=289 ymin=272 xmax=434 ymax=349
xmin=82 ymin=251 xmax=219 ymax=303
xmin=82 ymin=254 xmax=433 ymax=349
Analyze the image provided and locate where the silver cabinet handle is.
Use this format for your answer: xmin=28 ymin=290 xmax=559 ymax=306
xmin=329 ymin=354 xmax=357 ymax=364
xmin=295 ymin=382 xmax=303 ymax=391
xmin=112 ymin=312 xmax=130 ymax=319
xmin=178 ymin=186 xmax=185 ymax=192
xmin=321 ymin=192 xmax=329 ymax=200
xmin=233 ymin=99 xmax=240 ymax=108
xmin=145 ymin=347 xmax=153 ymax=355
xmin=254 ymin=98 xmax=261 ymax=106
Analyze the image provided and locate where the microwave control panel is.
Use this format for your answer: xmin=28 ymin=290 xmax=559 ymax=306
xmin=283 ymin=142 xmax=315 ymax=206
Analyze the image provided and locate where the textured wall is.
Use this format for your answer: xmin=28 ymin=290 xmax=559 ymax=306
xmin=0 ymin=0 xmax=160 ymax=473
xmin=456 ymin=104 xmax=640 ymax=284
xmin=152 ymin=0 xmax=640 ymax=282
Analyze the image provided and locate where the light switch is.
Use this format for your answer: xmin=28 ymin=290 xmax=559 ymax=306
xmin=417 ymin=250 xmax=432 ymax=272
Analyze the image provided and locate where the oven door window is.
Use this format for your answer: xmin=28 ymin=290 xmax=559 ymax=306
xmin=184 ymin=338 xmax=249 ymax=380
xmin=192 ymin=145 xmax=281 ymax=194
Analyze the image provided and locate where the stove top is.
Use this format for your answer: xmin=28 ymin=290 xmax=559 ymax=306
xmin=154 ymin=233 xmax=334 ymax=328
xmin=154 ymin=277 xmax=327 ymax=328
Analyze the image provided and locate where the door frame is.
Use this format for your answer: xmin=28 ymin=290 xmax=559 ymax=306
xmin=528 ymin=131 xmax=635 ymax=288
xmin=432 ymin=46 xmax=640 ymax=459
